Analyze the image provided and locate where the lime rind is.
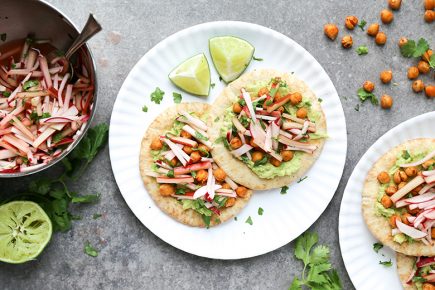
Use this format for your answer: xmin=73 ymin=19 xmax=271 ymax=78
xmin=209 ymin=36 xmax=255 ymax=83
xmin=0 ymin=201 xmax=52 ymax=264
xmin=168 ymin=53 xmax=211 ymax=96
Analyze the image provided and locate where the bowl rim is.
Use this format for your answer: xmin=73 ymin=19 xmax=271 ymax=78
xmin=0 ymin=0 xmax=98 ymax=178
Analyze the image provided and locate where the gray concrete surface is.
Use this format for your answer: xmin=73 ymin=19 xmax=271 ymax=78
xmin=0 ymin=0 xmax=434 ymax=289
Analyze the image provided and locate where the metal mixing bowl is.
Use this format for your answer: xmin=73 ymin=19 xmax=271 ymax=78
xmin=0 ymin=0 xmax=98 ymax=177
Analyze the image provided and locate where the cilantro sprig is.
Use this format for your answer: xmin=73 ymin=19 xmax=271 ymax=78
xmin=150 ymin=87 xmax=165 ymax=104
xmin=400 ymin=38 xmax=429 ymax=58
xmin=290 ymin=232 xmax=342 ymax=290
xmin=357 ymin=88 xmax=378 ymax=105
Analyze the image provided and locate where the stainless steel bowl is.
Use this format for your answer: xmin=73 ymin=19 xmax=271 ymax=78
xmin=0 ymin=0 xmax=98 ymax=177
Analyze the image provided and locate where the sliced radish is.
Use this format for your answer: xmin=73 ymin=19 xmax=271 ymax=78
xmin=264 ymin=125 xmax=272 ymax=153
xmin=396 ymin=220 xmax=427 ymax=239
xmin=417 ymin=257 xmax=435 ymax=268
xmin=156 ymin=176 xmax=194 ymax=184
xmin=266 ymin=95 xmax=291 ymax=113
xmin=232 ymin=117 xmax=246 ymax=134
xmin=271 ymin=122 xmax=280 ymax=151
xmin=425 ymin=175 xmax=435 ymax=184
xmin=400 ymin=149 xmax=435 ymax=168
xmin=423 ymin=170 xmax=435 ymax=177
xmin=182 ymin=124 xmax=213 ymax=148
xmin=391 ymin=175 xmax=425 ymax=203
xmin=241 ymin=88 xmax=256 ymax=121
xmin=178 ymin=110 xmax=208 ymax=131
xmin=169 ymin=136 xmax=197 ymax=147
xmin=231 ymin=144 xmax=253 ymax=157
xmin=173 ymin=161 xmax=211 ymax=175
xmin=224 ymin=176 xmax=238 ymax=190
xmin=161 ymin=138 xmax=189 ymax=166
xmin=420 ymin=183 xmax=435 ymax=195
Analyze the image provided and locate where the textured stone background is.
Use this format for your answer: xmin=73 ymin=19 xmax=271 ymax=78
xmin=0 ymin=0 xmax=434 ymax=289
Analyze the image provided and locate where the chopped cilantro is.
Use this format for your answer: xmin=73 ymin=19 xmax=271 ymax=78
xmin=195 ymin=131 xmax=208 ymax=141
xmin=379 ymin=259 xmax=392 ymax=267
xmin=253 ymin=56 xmax=263 ymax=61
xmin=234 ymin=216 xmax=238 ymax=221
xmin=354 ymin=104 xmax=360 ymax=111
xmin=142 ymin=105 xmax=148 ymax=112
xmin=93 ymin=213 xmax=102 ymax=219
xmin=357 ymin=88 xmax=378 ymax=105
xmin=150 ymin=87 xmax=164 ymax=104
xmin=2 ymin=91 xmax=11 ymax=97
xmin=172 ymin=92 xmax=182 ymax=104
xmin=71 ymin=193 xmax=100 ymax=204
xmin=297 ymin=176 xmax=308 ymax=183
xmin=52 ymin=133 xmax=64 ymax=144
xmin=400 ymin=38 xmax=429 ymax=58
xmin=258 ymin=207 xmax=264 ymax=215
xmin=356 ymin=45 xmax=368 ymax=55
xmin=23 ymin=80 xmax=39 ymax=91
xmin=318 ymin=98 xmax=323 ymax=103
xmin=358 ymin=20 xmax=367 ymax=31
xmin=373 ymin=242 xmax=383 ymax=253
xmin=191 ymin=171 xmax=197 ymax=178
xmin=280 ymin=185 xmax=289 ymax=195
xmin=166 ymin=170 xmax=175 ymax=178
xmin=84 ymin=241 xmax=99 ymax=257
xmin=254 ymin=155 xmax=269 ymax=166
xmin=210 ymin=83 xmax=215 ymax=88
xmin=245 ymin=216 xmax=253 ymax=225
xmin=30 ymin=112 xmax=51 ymax=121
xmin=402 ymin=150 xmax=411 ymax=159
xmin=214 ymin=116 xmax=220 ymax=122
xmin=176 ymin=188 xmax=186 ymax=195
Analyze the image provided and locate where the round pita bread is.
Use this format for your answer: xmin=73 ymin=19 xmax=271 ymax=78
xmin=396 ymin=253 xmax=417 ymax=290
xmin=362 ymin=138 xmax=435 ymax=256
xmin=209 ymin=69 xmax=327 ymax=190
xmin=139 ymin=102 xmax=251 ymax=227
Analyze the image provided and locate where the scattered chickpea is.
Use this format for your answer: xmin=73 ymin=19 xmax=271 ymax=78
xmin=385 ymin=185 xmax=398 ymax=196
xmin=393 ymin=170 xmax=402 ymax=184
xmin=168 ymin=158 xmax=178 ymax=167
xmin=296 ymin=107 xmax=308 ymax=119
xmin=270 ymin=157 xmax=282 ymax=167
xmin=377 ymin=171 xmax=391 ymax=184
xmin=405 ymin=167 xmax=418 ymax=177
xmin=388 ymin=0 xmax=402 ymax=10
xmin=407 ymin=67 xmax=419 ymax=80
xmin=345 ymin=16 xmax=359 ymax=30
xmin=190 ymin=151 xmax=201 ymax=163
xmin=159 ymin=184 xmax=175 ymax=197
xmin=398 ymin=181 xmax=407 ymax=190
xmin=323 ymin=24 xmax=339 ymax=40
xmin=380 ymin=9 xmax=394 ymax=24
xmin=150 ymin=138 xmax=164 ymax=150
xmin=423 ymin=159 xmax=435 ymax=169
xmin=399 ymin=171 xmax=408 ymax=182
xmin=422 ymin=50 xmax=433 ymax=63
xmin=381 ymin=95 xmax=393 ymax=109
xmin=381 ymin=195 xmax=393 ymax=208
xmin=230 ymin=137 xmax=242 ymax=149
xmin=289 ymin=92 xmax=303 ymax=105
xmin=402 ymin=213 xmax=412 ymax=225
xmin=213 ymin=168 xmax=227 ymax=182
xmin=426 ymin=86 xmax=435 ymax=98
xmin=424 ymin=10 xmax=434 ymax=23
xmin=180 ymin=130 xmax=192 ymax=139
xmin=196 ymin=169 xmax=208 ymax=183
xmin=197 ymin=144 xmax=209 ymax=156
xmin=249 ymin=138 xmax=259 ymax=148
xmin=389 ymin=214 xmax=400 ymax=228
xmin=367 ymin=23 xmax=380 ymax=37
xmin=281 ymin=150 xmax=294 ymax=162
xmin=233 ymin=102 xmax=242 ymax=113
xmin=424 ymin=0 xmax=435 ymax=10
xmin=341 ymin=35 xmax=353 ymax=48
xmin=251 ymin=151 xmax=264 ymax=162
xmin=363 ymin=81 xmax=375 ymax=92
xmin=418 ymin=61 xmax=431 ymax=74
xmin=412 ymin=80 xmax=425 ymax=93
xmin=222 ymin=183 xmax=231 ymax=190
xmin=235 ymin=186 xmax=248 ymax=198
xmin=225 ymin=197 xmax=236 ymax=207
xmin=408 ymin=205 xmax=420 ymax=215
xmin=375 ymin=32 xmax=387 ymax=45
xmin=398 ymin=37 xmax=408 ymax=48
xmin=380 ymin=70 xmax=393 ymax=84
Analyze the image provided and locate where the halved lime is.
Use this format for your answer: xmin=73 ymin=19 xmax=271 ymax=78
xmin=169 ymin=53 xmax=211 ymax=96
xmin=209 ymin=36 xmax=255 ymax=83
xmin=0 ymin=201 xmax=52 ymax=264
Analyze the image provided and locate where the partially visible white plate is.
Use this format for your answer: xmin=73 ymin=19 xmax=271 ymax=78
xmin=339 ymin=112 xmax=435 ymax=289
xmin=109 ymin=21 xmax=347 ymax=259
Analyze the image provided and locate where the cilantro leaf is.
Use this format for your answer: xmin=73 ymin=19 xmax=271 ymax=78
xmin=258 ymin=207 xmax=264 ymax=215
xmin=297 ymin=176 xmax=308 ymax=183
xmin=400 ymin=40 xmax=416 ymax=57
xmin=150 ymin=87 xmax=164 ymax=104
xmin=254 ymin=155 xmax=269 ymax=166
xmin=195 ymin=131 xmax=208 ymax=141
xmin=253 ymin=56 xmax=263 ymax=61
xmin=23 ymin=80 xmax=39 ymax=91
xmin=400 ymin=38 xmax=430 ymax=58
xmin=281 ymin=185 xmax=289 ymax=195
xmin=173 ymin=92 xmax=182 ymax=104
xmin=373 ymin=242 xmax=383 ymax=253
xmin=402 ymin=150 xmax=411 ymax=160
xmin=379 ymin=259 xmax=392 ymax=267
xmin=210 ymin=83 xmax=215 ymax=88
xmin=429 ymin=54 xmax=435 ymax=69
xmin=28 ymin=179 xmax=52 ymax=195
xmin=142 ymin=105 xmax=148 ymax=112
xmin=357 ymin=88 xmax=378 ymax=105
xmin=245 ymin=216 xmax=253 ymax=225
xmin=84 ymin=241 xmax=99 ymax=257
xmin=294 ymin=232 xmax=319 ymax=265
xmin=71 ymin=193 xmax=100 ymax=204
xmin=356 ymin=45 xmax=368 ymax=55
xmin=413 ymin=38 xmax=429 ymax=58
xmin=357 ymin=20 xmax=367 ymax=31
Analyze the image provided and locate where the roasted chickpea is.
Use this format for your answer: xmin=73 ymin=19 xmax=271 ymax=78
xmin=398 ymin=181 xmax=407 ymax=190
xmin=380 ymin=70 xmax=393 ymax=84
xmin=385 ymin=185 xmax=398 ymax=196
xmin=389 ymin=214 xmax=400 ymax=228
xmin=388 ymin=0 xmax=401 ymax=10
xmin=196 ymin=169 xmax=208 ymax=183
xmin=150 ymin=138 xmax=164 ymax=150
xmin=222 ymin=183 xmax=231 ymax=190
xmin=197 ymin=144 xmax=209 ymax=156
xmin=183 ymin=146 xmax=193 ymax=155
xmin=404 ymin=166 xmax=418 ymax=177
xmin=233 ymin=102 xmax=242 ymax=114
xmin=432 ymin=228 xmax=435 ymax=239
xmin=235 ymin=186 xmax=248 ymax=198
xmin=225 ymin=197 xmax=236 ymax=207
xmin=21 ymin=118 xmax=31 ymax=126
xmin=377 ymin=171 xmax=391 ymax=184
xmin=296 ymin=107 xmax=308 ymax=119
xmin=380 ymin=94 xmax=393 ymax=109
xmin=168 ymin=157 xmax=177 ymax=167
xmin=408 ymin=205 xmax=420 ymax=215
xmin=422 ymin=159 xmax=435 ymax=169
xmin=345 ymin=16 xmax=359 ymax=30
xmin=180 ymin=130 xmax=192 ymax=139
xmin=380 ymin=9 xmax=394 ymax=24
xmin=159 ymin=184 xmax=175 ymax=196
xmin=281 ymin=150 xmax=294 ymax=162
xmin=341 ymin=35 xmax=353 ymax=48
xmin=363 ymin=81 xmax=375 ymax=93
xmin=402 ymin=213 xmax=412 ymax=225
xmin=412 ymin=185 xmax=424 ymax=195
xmin=425 ymin=86 xmax=435 ymax=98
xmin=276 ymin=106 xmax=285 ymax=114
xmin=190 ymin=151 xmax=201 ymax=163
xmin=381 ymin=195 xmax=393 ymax=208
xmin=375 ymin=32 xmax=387 ymax=45
xmin=423 ymin=283 xmax=435 ymax=290
xmin=230 ymin=137 xmax=242 ymax=149
xmin=251 ymin=151 xmax=264 ymax=162
xmin=258 ymin=87 xmax=269 ymax=97
xmin=424 ymin=10 xmax=434 ymax=23
xmin=367 ymin=23 xmax=380 ymax=37
xmin=213 ymin=168 xmax=227 ymax=182
xmin=324 ymin=23 xmax=339 ymax=40
xmin=249 ymin=138 xmax=259 ymax=148
xmin=412 ymin=80 xmax=425 ymax=93
xmin=418 ymin=61 xmax=431 ymax=74
xmin=398 ymin=37 xmax=408 ymax=48
xmin=407 ymin=67 xmax=419 ymax=79
xmin=424 ymin=0 xmax=435 ymax=10
xmin=290 ymin=92 xmax=303 ymax=105
xmin=422 ymin=50 xmax=433 ymax=63
xmin=399 ymin=171 xmax=408 ymax=182
xmin=393 ymin=170 xmax=402 ymax=184
xmin=270 ymin=157 xmax=282 ymax=167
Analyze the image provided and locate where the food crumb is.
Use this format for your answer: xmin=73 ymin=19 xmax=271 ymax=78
xmin=108 ymin=31 xmax=122 ymax=45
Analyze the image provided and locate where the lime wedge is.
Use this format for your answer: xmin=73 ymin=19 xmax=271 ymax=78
xmin=169 ymin=53 xmax=211 ymax=96
xmin=209 ymin=36 xmax=255 ymax=83
xmin=0 ymin=201 xmax=52 ymax=264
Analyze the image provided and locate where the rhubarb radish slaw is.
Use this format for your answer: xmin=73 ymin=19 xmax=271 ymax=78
xmin=139 ymin=102 xmax=251 ymax=228
xmin=397 ymin=253 xmax=435 ymax=289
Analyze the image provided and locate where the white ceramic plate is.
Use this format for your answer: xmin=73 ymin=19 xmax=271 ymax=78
xmin=109 ymin=21 xmax=347 ymax=259
xmin=339 ymin=112 xmax=435 ymax=289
